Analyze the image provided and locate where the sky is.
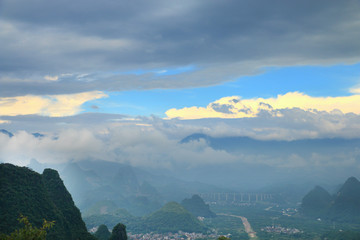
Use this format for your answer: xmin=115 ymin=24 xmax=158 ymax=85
xmin=1 ymin=0 xmax=360 ymax=185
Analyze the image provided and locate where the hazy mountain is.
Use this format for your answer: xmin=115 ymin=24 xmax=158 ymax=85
xmin=61 ymin=162 xmax=103 ymax=208
xmin=0 ymin=129 xmax=44 ymax=138
xmin=300 ymin=186 xmax=332 ymax=217
xmin=179 ymin=133 xmax=360 ymax=189
xmin=82 ymin=200 xmax=119 ymax=218
xmin=181 ymin=133 xmax=360 ymax=156
xmin=0 ymin=129 xmax=13 ymax=138
xmin=94 ymin=224 xmax=111 ymax=240
xmin=144 ymin=202 xmax=207 ymax=233
xmin=181 ymin=194 xmax=216 ymax=218
xmin=301 ymin=177 xmax=360 ymax=222
xmin=57 ymin=159 xmax=230 ymax=215
xmin=0 ymin=163 xmax=95 ymax=240
xmin=32 ymin=132 xmax=45 ymax=138
xmin=111 ymin=165 xmax=140 ymax=196
xmin=330 ymin=177 xmax=360 ymax=221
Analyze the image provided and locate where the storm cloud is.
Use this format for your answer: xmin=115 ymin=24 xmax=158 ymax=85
xmin=1 ymin=0 xmax=360 ymax=96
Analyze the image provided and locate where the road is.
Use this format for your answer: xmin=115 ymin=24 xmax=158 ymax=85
xmin=218 ymin=213 xmax=257 ymax=239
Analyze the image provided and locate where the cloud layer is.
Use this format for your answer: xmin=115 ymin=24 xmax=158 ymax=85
xmin=1 ymin=0 xmax=360 ymax=96
xmin=166 ymin=92 xmax=360 ymax=119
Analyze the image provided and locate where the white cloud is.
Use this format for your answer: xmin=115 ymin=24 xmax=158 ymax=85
xmin=166 ymin=92 xmax=360 ymax=119
xmin=44 ymin=75 xmax=59 ymax=81
xmin=0 ymin=91 xmax=107 ymax=117
xmin=0 ymin=119 xmax=11 ymax=124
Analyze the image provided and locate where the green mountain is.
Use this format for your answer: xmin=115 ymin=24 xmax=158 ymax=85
xmin=144 ymin=202 xmax=207 ymax=233
xmin=330 ymin=176 xmax=360 ymax=221
xmin=300 ymin=186 xmax=332 ymax=217
xmin=0 ymin=163 xmax=95 ymax=240
xmin=301 ymin=177 xmax=360 ymax=222
xmin=94 ymin=224 xmax=111 ymax=240
xmin=82 ymin=200 xmax=119 ymax=217
xmin=181 ymin=194 xmax=216 ymax=218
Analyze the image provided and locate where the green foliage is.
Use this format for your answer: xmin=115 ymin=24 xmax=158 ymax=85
xmin=0 ymin=163 xmax=95 ymax=240
xmin=0 ymin=215 xmax=54 ymax=240
xmin=321 ymin=230 xmax=360 ymax=240
xmin=204 ymin=215 xmax=249 ymax=240
xmin=301 ymin=177 xmax=360 ymax=222
xmin=143 ymin=202 xmax=207 ymax=233
xmin=94 ymin=224 xmax=111 ymax=240
xmin=109 ymin=223 xmax=127 ymax=240
xmin=181 ymin=195 xmax=216 ymax=218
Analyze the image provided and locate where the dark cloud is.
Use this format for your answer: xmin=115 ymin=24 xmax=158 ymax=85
xmin=1 ymin=0 xmax=360 ymax=96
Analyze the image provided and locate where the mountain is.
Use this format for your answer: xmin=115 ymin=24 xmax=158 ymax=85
xmin=0 ymin=163 xmax=95 ymax=240
xmin=83 ymin=208 xmax=136 ymax=232
xmin=181 ymin=133 xmax=360 ymax=155
xmin=82 ymin=200 xmax=119 ymax=217
xmin=94 ymin=224 xmax=111 ymax=240
xmin=0 ymin=129 xmax=44 ymax=138
xmin=181 ymin=194 xmax=216 ymax=218
xmin=57 ymin=159 xmax=228 ymax=216
xmin=301 ymin=177 xmax=360 ymax=222
xmin=330 ymin=176 xmax=360 ymax=221
xmin=300 ymin=186 xmax=332 ymax=217
xmin=179 ymin=133 xmax=360 ymax=189
xmin=144 ymin=202 xmax=207 ymax=233
xmin=0 ymin=129 xmax=13 ymax=138
xmin=111 ymin=165 xmax=140 ymax=196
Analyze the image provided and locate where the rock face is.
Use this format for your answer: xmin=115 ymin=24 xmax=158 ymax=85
xmin=181 ymin=194 xmax=216 ymax=218
xmin=0 ymin=163 xmax=95 ymax=240
xmin=301 ymin=177 xmax=360 ymax=222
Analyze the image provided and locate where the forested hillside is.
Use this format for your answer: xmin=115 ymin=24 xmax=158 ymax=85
xmin=0 ymin=163 xmax=95 ymax=240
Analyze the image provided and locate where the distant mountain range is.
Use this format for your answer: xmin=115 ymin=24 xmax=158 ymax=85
xmin=181 ymin=133 xmax=360 ymax=156
xmin=301 ymin=176 xmax=360 ymax=222
xmin=0 ymin=129 xmax=44 ymax=138
xmin=0 ymin=163 xmax=95 ymax=240
xmin=26 ymin=158 xmax=228 ymax=216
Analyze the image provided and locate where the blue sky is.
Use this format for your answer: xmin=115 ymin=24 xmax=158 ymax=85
xmin=83 ymin=63 xmax=360 ymax=117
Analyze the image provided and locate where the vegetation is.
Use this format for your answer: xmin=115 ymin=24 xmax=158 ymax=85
xmin=109 ymin=223 xmax=127 ymax=240
xmin=204 ymin=215 xmax=249 ymax=240
xmin=144 ymin=202 xmax=207 ymax=233
xmin=321 ymin=230 xmax=360 ymax=240
xmin=0 ymin=163 xmax=95 ymax=240
xmin=181 ymin=194 xmax=216 ymax=218
xmin=300 ymin=186 xmax=332 ymax=217
xmin=94 ymin=224 xmax=111 ymax=240
xmin=301 ymin=177 xmax=360 ymax=222
xmin=0 ymin=215 xmax=54 ymax=240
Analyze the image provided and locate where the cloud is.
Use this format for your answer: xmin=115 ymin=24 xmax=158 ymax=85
xmin=0 ymin=119 xmax=11 ymax=124
xmin=0 ymin=91 xmax=107 ymax=117
xmin=0 ymin=1 xmax=360 ymax=95
xmin=166 ymin=92 xmax=360 ymax=119
xmin=44 ymin=75 xmax=59 ymax=81
xmin=1 ymin=121 xmax=360 ymax=181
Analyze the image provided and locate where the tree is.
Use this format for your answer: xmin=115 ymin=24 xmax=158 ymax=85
xmin=0 ymin=215 xmax=54 ymax=240
xmin=109 ymin=223 xmax=127 ymax=240
xmin=94 ymin=224 xmax=111 ymax=240
xmin=217 ymin=236 xmax=231 ymax=240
